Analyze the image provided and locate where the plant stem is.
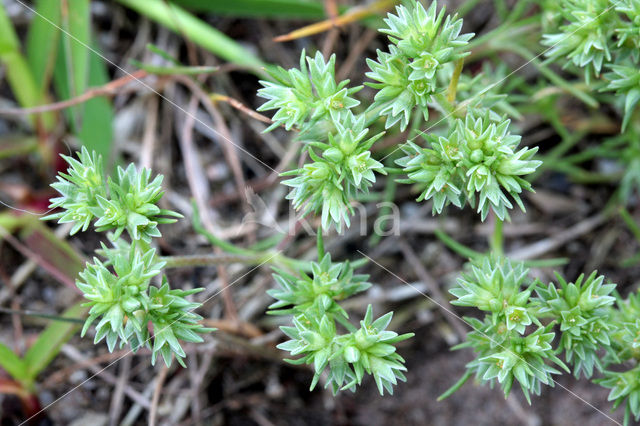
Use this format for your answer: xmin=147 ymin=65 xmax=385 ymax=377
xmin=490 ymin=217 xmax=504 ymax=258
xmin=447 ymin=58 xmax=464 ymax=103
xmin=521 ymin=257 xmax=569 ymax=268
xmin=497 ymin=43 xmax=598 ymax=108
xmin=190 ymin=201 xmax=311 ymax=272
xmin=438 ymin=370 xmax=473 ymax=401
xmin=317 ymin=229 xmax=325 ymax=258
xmin=161 ymin=254 xmax=266 ymax=268
xmin=0 ymin=307 xmax=84 ymax=324
xmin=619 ymin=207 xmax=640 ymax=243
xmin=191 ymin=201 xmax=257 ymax=257
xmin=434 ymin=229 xmax=482 ymax=260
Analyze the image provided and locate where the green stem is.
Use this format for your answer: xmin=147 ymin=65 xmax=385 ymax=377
xmin=161 ymin=254 xmax=266 ymax=268
xmin=191 ymin=201 xmax=257 ymax=256
xmin=316 ymin=229 xmax=325 ymax=259
xmin=521 ymin=257 xmax=569 ymax=268
xmin=447 ymin=58 xmax=464 ymax=103
xmin=350 ymin=258 xmax=369 ymax=269
xmin=438 ymin=369 xmax=473 ymax=401
xmin=434 ymin=229 xmax=482 ymax=260
xmin=190 ymin=200 xmax=311 ymax=272
xmin=334 ymin=313 xmax=357 ymax=333
xmin=466 ymin=16 xmax=540 ymax=52
xmin=490 ymin=217 xmax=504 ymax=258
xmin=0 ymin=307 xmax=84 ymax=324
xmin=619 ymin=207 xmax=640 ymax=244
xmin=498 ymin=43 xmax=598 ymax=108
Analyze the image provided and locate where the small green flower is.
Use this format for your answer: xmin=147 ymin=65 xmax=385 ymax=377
xmin=76 ymin=244 xmax=209 ymax=367
xmin=44 ymin=147 xmax=107 ymax=234
xmin=366 ymin=1 xmax=473 ymax=130
xmin=450 ymin=257 xmax=536 ymax=331
xmin=271 ymin=254 xmax=412 ymax=395
xmin=534 ymin=271 xmax=616 ymax=378
xmin=397 ymin=111 xmax=541 ymax=220
xmin=282 ymin=113 xmax=385 ymax=230
xmin=597 ymin=364 xmax=640 ymax=424
xmin=505 ymin=306 xmax=532 ymax=334
xmin=277 ymin=306 xmax=413 ymax=396
xmin=542 ymin=0 xmax=617 ymax=82
xmin=457 ymin=318 xmax=568 ymax=404
xmin=268 ymin=253 xmax=371 ymax=317
xmin=45 ymin=149 xmax=210 ymax=367
xmin=45 ymin=148 xmax=182 ymax=242
xmin=257 ymin=50 xmax=361 ymax=134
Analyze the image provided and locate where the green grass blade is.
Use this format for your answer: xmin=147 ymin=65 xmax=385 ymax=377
xmin=171 ymin=0 xmax=329 ymax=19
xmin=18 ymin=216 xmax=85 ymax=290
xmin=78 ymin=44 xmax=114 ymax=165
xmin=434 ymin=229 xmax=483 ymax=260
xmin=53 ymin=25 xmax=114 ymax=164
xmin=0 ymin=135 xmax=39 ymax=159
xmin=129 ymin=59 xmax=219 ymax=76
xmin=0 ymin=343 xmax=28 ymax=384
xmin=61 ymin=0 xmax=91 ymax=101
xmin=26 ymin=0 xmax=61 ymax=92
xmin=53 ymin=0 xmax=91 ymax=134
xmin=23 ymin=302 xmax=87 ymax=385
xmin=0 ymin=3 xmax=54 ymax=130
xmin=116 ymin=0 xmax=268 ymax=74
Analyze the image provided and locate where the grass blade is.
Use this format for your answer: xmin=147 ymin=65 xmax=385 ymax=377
xmin=171 ymin=0 xmax=329 ymax=19
xmin=0 ymin=343 xmax=27 ymax=385
xmin=77 ymin=44 xmax=115 ymax=165
xmin=116 ymin=0 xmax=268 ymax=74
xmin=61 ymin=0 xmax=91 ymax=102
xmin=0 ymin=3 xmax=54 ymax=130
xmin=23 ymin=302 xmax=86 ymax=385
xmin=52 ymin=1 xmax=114 ymax=165
xmin=26 ymin=0 xmax=61 ymax=92
xmin=54 ymin=0 xmax=91 ymax=134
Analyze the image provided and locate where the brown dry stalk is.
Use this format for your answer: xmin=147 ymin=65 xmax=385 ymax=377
xmin=0 ymin=70 xmax=148 ymax=116
xmin=273 ymin=0 xmax=398 ymax=42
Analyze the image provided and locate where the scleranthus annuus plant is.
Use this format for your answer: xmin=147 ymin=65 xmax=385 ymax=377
xmin=396 ymin=112 xmax=540 ymax=220
xmin=268 ymin=248 xmax=413 ymax=395
xmin=440 ymin=256 xmax=640 ymax=425
xmin=44 ymin=147 xmax=210 ymax=367
xmin=254 ymin=0 xmax=640 ymax=417
xmin=365 ymin=0 xmax=473 ymax=130
xmin=256 ymin=0 xmax=545 ymax=396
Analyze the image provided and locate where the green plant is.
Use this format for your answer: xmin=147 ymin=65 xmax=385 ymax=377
xmin=253 ymin=0 xmax=640 ymax=419
xmin=255 ymin=0 xmax=541 ymax=395
xmin=255 ymin=0 xmax=544 ymax=395
xmin=365 ymin=0 xmax=472 ymax=130
xmin=542 ymin=0 xmax=640 ymax=202
xmin=440 ymin=254 xmax=640 ymax=424
xmin=396 ymin=112 xmax=540 ymax=220
xmin=268 ymin=242 xmax=413 ymax=395
xmin=542 ymin=0 xmax=640 ymax=84
xmin=258 ymin=0 xmax=541 ymax=228
xmin=44 ymin=147 xmax=210 ymax=367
